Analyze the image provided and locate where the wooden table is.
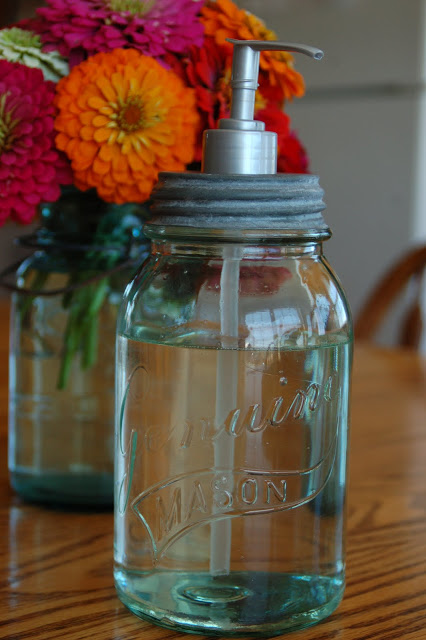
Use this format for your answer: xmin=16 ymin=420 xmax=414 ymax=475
xmin=1 ymin=300 xmax=425 ymax=640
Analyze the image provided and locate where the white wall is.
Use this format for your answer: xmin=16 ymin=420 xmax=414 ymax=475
xmin=413 ymin=1 xmax=426 ymax=242
xmin=241 ymin=0 xmax=426 ymax=316
xmin=241 ymin=0 xmax=425 ymax=88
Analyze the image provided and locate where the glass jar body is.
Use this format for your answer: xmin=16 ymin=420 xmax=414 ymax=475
xmin=114 ymin=235 xmax=352 ymax=635
xmin=8 ymin=249 xmax=140 ymax=507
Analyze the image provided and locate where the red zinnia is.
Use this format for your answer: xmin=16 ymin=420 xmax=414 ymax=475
xmin=177 ymin=37 xmax=310 ymax=171
xmin=172 ymin=38 xmax=231 ymax=162
xmin=0 ymin=60 xmax=71 ymax=225
xmin=277 ymin=131 xmax=309 ymax=174
xmin=257 ymin=106 xmax=309 ymax=174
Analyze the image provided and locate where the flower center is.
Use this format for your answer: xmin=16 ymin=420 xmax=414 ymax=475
xmin=108 ymin=0 xmax=155 ymax=16
xmin=117 ymin=97 xmax=146 ymax=132
xmin=0 ymin=27 xmax=41 ymax=49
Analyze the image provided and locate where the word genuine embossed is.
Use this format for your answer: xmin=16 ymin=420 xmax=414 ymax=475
xmin=143 ymin=373 xmax=339 ymax=453
xmin=117 ymin=370 xmax=340 ymax=517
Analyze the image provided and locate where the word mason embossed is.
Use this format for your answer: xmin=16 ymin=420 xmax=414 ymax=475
xmin=131 ymin=460 xmax=333 ymax=560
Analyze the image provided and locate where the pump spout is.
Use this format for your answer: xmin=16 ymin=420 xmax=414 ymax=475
xmin=227 ymin=39 xmax=324 ymax=59
xmin=202 ymin=39 xmax=323 ymax=175
xmin=227 ymin=40 xmax=323 ymax=123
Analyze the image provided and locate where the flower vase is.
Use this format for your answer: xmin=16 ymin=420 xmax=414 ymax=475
xmin=8 ymin=188 xmax=149 ymax=507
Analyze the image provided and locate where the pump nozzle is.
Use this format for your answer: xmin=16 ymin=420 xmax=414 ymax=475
xmin=228 ymin=40 xmax=323 ymax=123
xmin=202 ymin=39 xmax=323 ymax=175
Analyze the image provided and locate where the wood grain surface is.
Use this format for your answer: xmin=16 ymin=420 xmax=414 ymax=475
xmin=0 ymin=299 xmax=425 ymax=640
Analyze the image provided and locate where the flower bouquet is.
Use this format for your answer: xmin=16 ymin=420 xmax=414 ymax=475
xmin=1 ymin=0 xmax=309 ymax=506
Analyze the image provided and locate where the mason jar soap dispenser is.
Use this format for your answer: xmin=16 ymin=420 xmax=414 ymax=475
xmin=114 ymin=39 xmax=353 ymax=636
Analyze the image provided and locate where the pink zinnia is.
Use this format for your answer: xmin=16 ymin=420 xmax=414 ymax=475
xmin=0 ymin=60 xmax=72 ymax=226
xmin=35 ymin=0 xmax=205 ymax=67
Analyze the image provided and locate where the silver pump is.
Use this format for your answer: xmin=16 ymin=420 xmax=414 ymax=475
xmin=202 ymin=39 xmax=323 ymax=175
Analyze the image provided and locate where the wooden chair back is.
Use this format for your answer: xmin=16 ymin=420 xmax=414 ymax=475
xmin=354 ymin=245 xmax=426 ymax=349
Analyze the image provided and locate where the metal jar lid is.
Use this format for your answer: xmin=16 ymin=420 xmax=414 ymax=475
xmin=146 ymin=172 xmax=330 ymax=241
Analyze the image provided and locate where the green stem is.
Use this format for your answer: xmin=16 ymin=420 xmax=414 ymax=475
xmin=57 ymin=302 xmax=82 ymax=390
xmin=81 ymin=278 xmax=109 ymax=370
xmin=57 ymin=276 xmax=110 ymax=389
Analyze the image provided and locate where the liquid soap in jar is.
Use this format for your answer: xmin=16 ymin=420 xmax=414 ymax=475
xmin=114 ymin=40 xmax=352 ymax=636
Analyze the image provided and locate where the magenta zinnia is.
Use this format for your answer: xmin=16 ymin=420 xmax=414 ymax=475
xmin=35 ymin=0 xmax=205 ymax=67
xmin=0 ymin=60 xmax=71 ymax=225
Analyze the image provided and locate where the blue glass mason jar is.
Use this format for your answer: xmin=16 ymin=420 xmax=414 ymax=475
xmin=114 ymin=174 xmax=352 ymax=635
xmin=8 ymin=188 xmax=149 ymax=507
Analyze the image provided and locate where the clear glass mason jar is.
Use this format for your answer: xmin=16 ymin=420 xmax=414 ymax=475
xmin=8 ymin=189 xmax=149 ymax=507
xmin=114 ymin=174 xmax=352 ymax=636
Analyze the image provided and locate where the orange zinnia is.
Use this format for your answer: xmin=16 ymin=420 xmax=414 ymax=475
xmin=201 ymin=0 xmax=305 ymax=101
xmin=54 ymin=48 xmax=198 ymax=204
